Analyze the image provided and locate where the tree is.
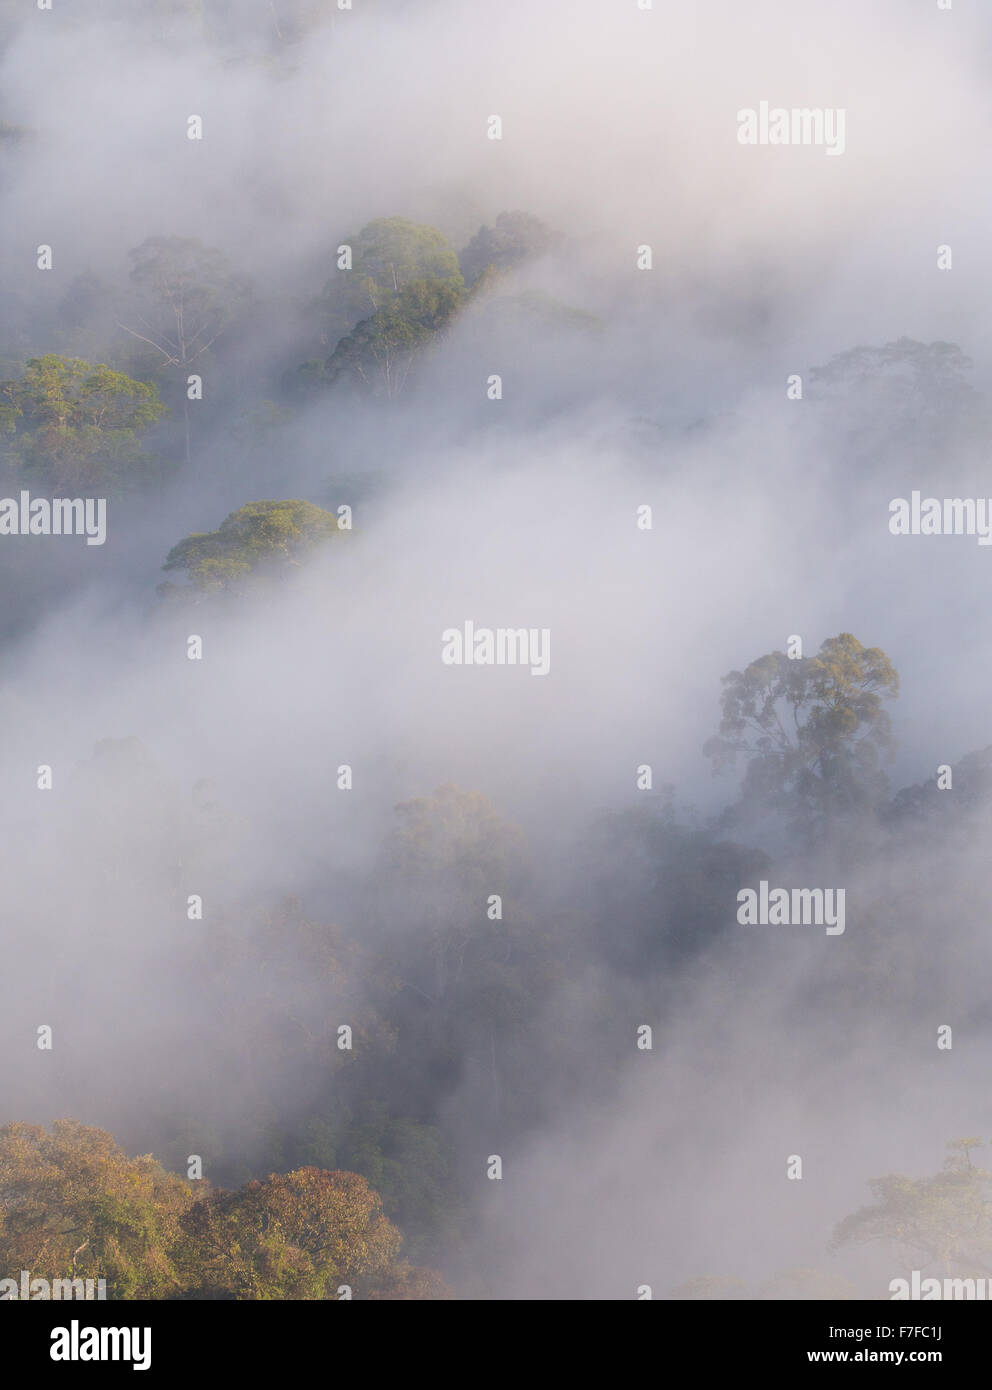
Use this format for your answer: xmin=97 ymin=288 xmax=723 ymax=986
xmin=327 ymin=1113 xmax=457 ymax=1262
xmin=175 ymin=1167 xmax=412 ymax=1300
xmin=325 ymin=277 xmax=464 ymax=398
xmin=704 ymin=633 xmax=899 ymax=838
xmin=811 ymin=338 xmax=976 ymax=411
xmin=0 ymin=1121 xmax=448 ymax=1300
xmin=161 ymin=498 xmax=339 ymax=594
xmin=311 ymin=218 xmax=466 ymax=397
xmin=326 ymin=217 xmax=464 ymax=322
xmin=809 ymin=338 xmax=982 ymax=459
xmin=120 ymin=237 xmax=251 ymax=464
xmin=831 ymin=1140 xmax=992 ymax=1282
xmin=0 ymin=1120 xmax=192 ymax=1299
xmin=0 ymin=354 xmax=166 ymax=491
xmin=459 ymin=210 xmax=558 ymax=286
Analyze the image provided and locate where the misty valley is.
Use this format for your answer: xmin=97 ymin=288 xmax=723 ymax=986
xmin=0 ymin=0 xmax=989 ymax=1337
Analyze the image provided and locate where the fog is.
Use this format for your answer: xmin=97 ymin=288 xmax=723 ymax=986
xmin=1 ymin=0 xmax=990 ymax=1299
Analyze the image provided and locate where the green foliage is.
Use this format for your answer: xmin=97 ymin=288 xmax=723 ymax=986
xmin=342 ymin=1117 xmax=453 ymax=1249
xmin=310 ymin=218 xmax=466 ymax=395
xmin=325 ymin=275 xmax=465 ymax=398
xmin=704 ymin=633 xmax=899 ymax=836
xmin=459 ymin=211 xmax=558 ymax=285
xmin=176 ymin=1167 xmax=403 ymax=1300
xmin=328 ymin=217 xmax=464 ymax=321
xmin=162 ymin=498 xmax=339 ymax=593
xmin=0 ymin=354 xmax=166 ymax=491
xmin=0 ymin=1121 xmax=446 ymax=1300
xmin=831 ymin=1140 xmax=992 ymax=1279
xmin=0 ymin=1120 xmax=192 ymax=1299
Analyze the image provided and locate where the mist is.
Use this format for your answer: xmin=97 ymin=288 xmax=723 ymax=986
xmin=1 ymin=0 xmax=990 ymax=1302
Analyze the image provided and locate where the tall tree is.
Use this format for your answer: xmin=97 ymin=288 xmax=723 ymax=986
xmin=325 ymin=277 xmax=464 ymax=399
xmin=704 ymin=633 xmax=899 ymax=839
xmin=329 ymin=217 xmax=463 ymax=317
xmin=120 ymin=237 xmax=251 ymax=465
xmin=308 ymin=218 xmax=466 ymax=397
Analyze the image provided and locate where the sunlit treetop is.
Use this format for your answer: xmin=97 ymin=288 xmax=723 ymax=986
xmin=0 ymin=354 xmax=167 ymax=491
xmin=161 ymin=498 xmax=340 ymax=595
